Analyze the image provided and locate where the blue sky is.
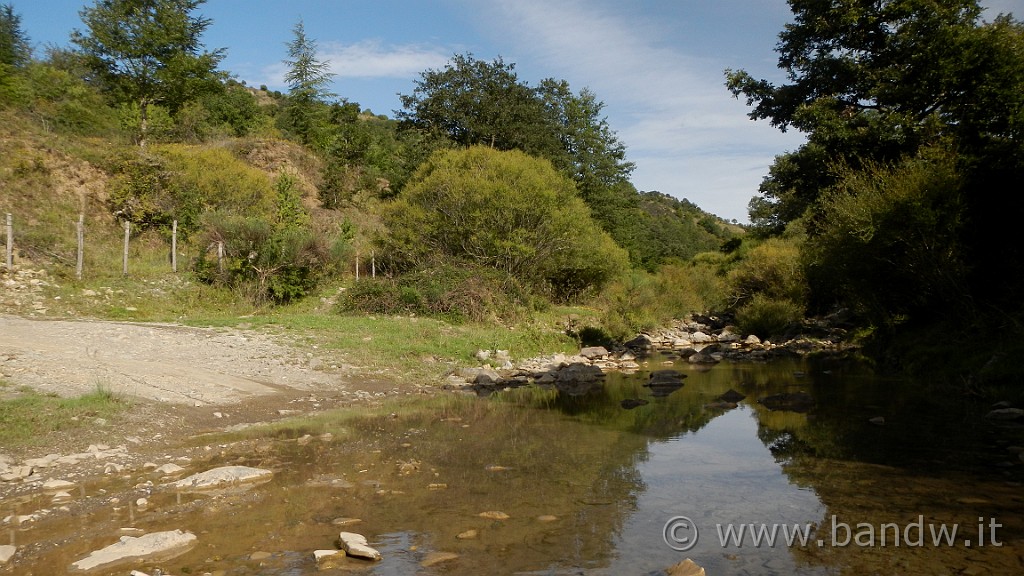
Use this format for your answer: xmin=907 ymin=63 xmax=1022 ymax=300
xmin=12 ymin=0 xmax=1022 ymax=223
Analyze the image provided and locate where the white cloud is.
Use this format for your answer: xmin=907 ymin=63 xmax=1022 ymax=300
xmin=319 ymin=40 xmax=452 ymax=79
xmin=257 ymin=40 xmax=451 ymax=90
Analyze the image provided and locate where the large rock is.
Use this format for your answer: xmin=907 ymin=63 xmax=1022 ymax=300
xmin=0 ymin=545 xmax=15 ymax=565
xmin=70 ymin=530 xmax=197 ymax=572
xmin=338 ymin=532 xmax=382 ymax=561
xmin=171 ymin=466 xmax=273 ymax=491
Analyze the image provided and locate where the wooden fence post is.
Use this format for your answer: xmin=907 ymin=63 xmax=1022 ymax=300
xmin=4 ymin=213 xmax=11 ymax=271
xmin=76 ymin=214 xmax=84 ymax=280
xmin=217 ymin=241 xmax=224 ymax=273
xmin=371 ymin=251 xmax=376 ymax=278
xmin=355 ymin=252 xmax=360 ymax=280
xmin=122 ymin=220 xmax=130 ymax=276
xmin=171 ymin=219 xmax=178 ymax=273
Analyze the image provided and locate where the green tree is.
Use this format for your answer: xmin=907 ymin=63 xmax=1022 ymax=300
xmin=397 ymin=53 xmax=559 ymax=156
xmin=725 ymin=0 xmax=1023 ymax=235
xmin=0 ymin=3 xmax=30 ymax=67
xmin=281 ymin=19 xmax=334 ymax=145
xmin=377 ymin=146 xmax=629 ymax=300
xmin=71 ymin=0 xmax=225 ymax=146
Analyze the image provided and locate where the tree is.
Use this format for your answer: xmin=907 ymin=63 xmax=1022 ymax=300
xmin=0 ymin=3 xmax=30 ymax=68
xmin=281 ymin=19 xmax=335 ymax=145
xmin=71 ymin=0 xmax=225 ymax=146
xmin=377 ymin=146 xmax=629 ymax=300
xmin=725 ymin=0 xmax=1023 ymax=234
xmin=397 ymin=53 xmax=560 ymax=156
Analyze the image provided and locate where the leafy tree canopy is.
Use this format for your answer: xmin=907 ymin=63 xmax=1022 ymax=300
xmin=397 ymin=53 xmax=634 ymax=193
xmin=727 ymin=0 xmax=1024 ymax=234
xmin=71 ymin=0 xmax=226 ymax=144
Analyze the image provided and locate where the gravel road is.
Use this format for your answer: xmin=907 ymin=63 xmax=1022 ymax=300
xmin=0 ymin=315 xmax=345 ymax=405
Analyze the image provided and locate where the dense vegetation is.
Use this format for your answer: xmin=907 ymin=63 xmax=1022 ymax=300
xmin=1 ymin=0 xmax=1021 ymax=391
xmin=727 ymin=0 xmax=1024 ymax=385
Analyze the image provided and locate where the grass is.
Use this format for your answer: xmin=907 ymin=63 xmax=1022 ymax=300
xmin=0 ymin=382 xmax=128 ymax=448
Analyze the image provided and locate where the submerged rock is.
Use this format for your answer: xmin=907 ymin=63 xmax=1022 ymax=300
xmin=172 ymin=465 xmax=273 ymax=491
xmin=70 ymin=530 xmax=197 ymax=572
xmin=758 ymin=391 xmax=815 ymax=413
xmin=621 ymin=398 xmax=649 ymax=410
xmin=717 ymin=389 xmax=746 ymax=403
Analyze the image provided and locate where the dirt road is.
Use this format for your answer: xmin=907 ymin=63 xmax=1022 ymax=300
xmin=0 ymin=315 xmax=348 ymax=405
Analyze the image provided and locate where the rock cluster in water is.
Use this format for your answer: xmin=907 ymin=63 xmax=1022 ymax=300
xmin=445 ymin=314 xmax=851 ymax=396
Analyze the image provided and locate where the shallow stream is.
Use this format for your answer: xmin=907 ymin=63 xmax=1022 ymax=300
xmin=6 ymin=354 xmax=1024 ymax=575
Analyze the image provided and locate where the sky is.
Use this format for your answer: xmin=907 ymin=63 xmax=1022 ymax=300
xmin=12 ymin=0 xmax=1023 ymax=223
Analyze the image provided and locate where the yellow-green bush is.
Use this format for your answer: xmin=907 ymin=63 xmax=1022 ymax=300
xmin=734 ymin=294 xmax=803 ymax=339
xmin=726 ymin=237 xmax=807 ymax=308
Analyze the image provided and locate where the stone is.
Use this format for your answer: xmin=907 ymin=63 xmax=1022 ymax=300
xmin=0 ymin=545 xmax=15 ymax=565
xmin=314 ymin=549 xmax=344 ymax=565
xmin=420 ymin=551 xmax=459 ymax=567
xmin=478 ymin=511 xmax=509 ymax=520
xmin=718 ymin=389 xmax=746 ymax=403
xmin=1 ymin=466 xmax=33 ymax=482
xmin=331 ymin=517 xmax=362 ymax=526
xmin=456 ymin=529 xmax=478 ymax=539
xmin=744 ymin=334 xmax=762 ymax=345
xmin=985 ymin=408 xmax=1024 ymax=421
xmin=666 ymin=558 xmax=706 ymax=576
xmin=536 ymin=515 xmax=558 ymax=522
xmin=42 ymin=478 xmax=76 ymax=491
xmin=155 ymin=463 xmax=185 ymax=476
xmin=51 ymin=491 xmax=73 ymax=504
xmin=70 ymin=530 xmax=197 ymax=572
xmin=621 ymin=398 xmax=649 ymax=409
xmin=690 ymin=331 xmax=712 ymax=344
xmin=249 ymin=551 xmax=272 ymax=561
xmin=759 ymin=392 xmax=815 ymax=413
xmin=687 ymin=351 xmax=719 ymax=364
xmin=579 ymin=346 xmax=609 ymax=359
xmin=172 ymin=466 xmax=273 ymax=491
xmin=869 ymin=416 xmax=886 ymax=426
xmin=338 ymin=532 xmax=381 ymax=561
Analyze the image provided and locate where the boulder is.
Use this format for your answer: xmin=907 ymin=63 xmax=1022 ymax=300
xmin=338 ymin=532 xmax=381 ymax=561
xmin=717 ymin=389 xmax=746 ymax=403
xmin=759 ymin=392 xmax=815 ymax=413
xmin=0 ymin=545 xmax=15 ymax=565
xmin=579 ymin=346 xmax=610 ymax=360
xmin=172 ymin=466 xmax=273 ymax=491
xmin=70 ymin=530 xmax=197 ymax=572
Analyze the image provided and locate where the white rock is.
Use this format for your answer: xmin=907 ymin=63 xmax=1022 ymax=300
xmin=155 ymin=463 xmax=185 ymax=475
xmin=314 ymin=549 xmax=343 ymax=562
xmin=42 ymin=478 xmax=76 ymax=491
xmin=0 ymin=545 xmax=15 ymax=564
xmin=172 ymin=466 xmax=273 ymax=491
xmin=338 ymin=532 xmax=381 ymax=561
xmin=70 ymin=530 xmax=197 ymax=572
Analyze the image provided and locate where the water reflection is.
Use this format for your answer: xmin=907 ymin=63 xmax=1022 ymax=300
xmin=7 ymin=357 xmax=1023 ymax=575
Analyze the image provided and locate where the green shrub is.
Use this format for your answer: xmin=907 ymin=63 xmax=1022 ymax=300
xmin=726 ymin=237 xmax=807 ymax=308
xmin=735 ymin=294 xmax=803 ymax=339
xmin=377 ymin=146 xmax=629 ymax=300
xmin=337 ymin=264 xmax=534 ymax=323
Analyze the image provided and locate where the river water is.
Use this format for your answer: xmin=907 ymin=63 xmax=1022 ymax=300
xmin=8 ymin=354 xmax=1024 ymax=574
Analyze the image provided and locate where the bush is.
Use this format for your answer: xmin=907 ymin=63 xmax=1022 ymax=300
xmin=735 ymin=294 xmax=803 ymax=340
xmin=726 ymin=236 xmax=807 ymax=308
xmin=376 ymin=146 xmax=629 ymax=300
xmin=337 ymin=264 xmax=534 ymax=323
xmin=804 ymin=147 xmax=967 ymax=324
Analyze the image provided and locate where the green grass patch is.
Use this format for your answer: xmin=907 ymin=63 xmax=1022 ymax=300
xmin=0 ymin=384 xmax=128 ymax=448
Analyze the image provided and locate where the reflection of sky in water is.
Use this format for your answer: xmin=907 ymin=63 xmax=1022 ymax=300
xmin=604 ymin=406 xmax=828 ymax=575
